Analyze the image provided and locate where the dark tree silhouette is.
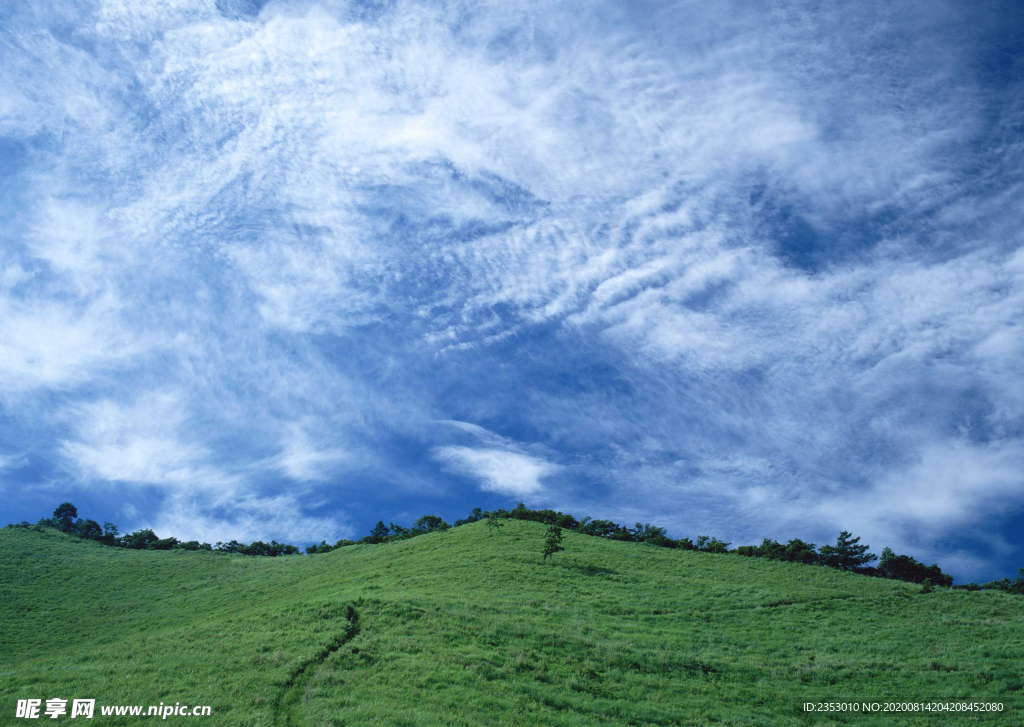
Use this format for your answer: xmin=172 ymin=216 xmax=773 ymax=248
xmin=633 ymin=523 xmax=674 ymax=547
xmin=53 ymin=502 xmax=78 ymax=532
xmin=981 ymin=569 xmax=1024 ymax=595
xmin=100 ymin=522 xmax=120 ymax=545
xmin=578 ymin=517 xmax=630 ymax=539
xmin=695 ymin=535 xmax=731 ymax=553
xmin=757 ymin=538 xmax=786 ymax=560
xmin=878 ymin=547 xmax=953 ymax=586
xmin=818 ymin=531 xmax=875 ymax=571
xmin=76 ymin=518 xmax=103 ymax=540
xmin=363 ymin=520 xmax=391 ymax=544
xmin=784 ymin=539 xmax=820 ymax=565
xmin=123 ymin=529 xmax=159 ymax=550
xmin=413 ymin=515 xmax=449 ymax=533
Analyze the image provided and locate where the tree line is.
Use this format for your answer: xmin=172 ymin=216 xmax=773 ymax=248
xmin=450 ymin=504 xmax=959 ymax=587
xmin=452 ymin=504 xmax=1019 ymax=592
xmin=9 ymin=503 xmax=301 ymax=556
xmin=7 ymin=501 xmax=1024 ymax=594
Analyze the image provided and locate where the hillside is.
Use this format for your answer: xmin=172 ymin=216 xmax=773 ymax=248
xmin=1 ymin=521 xmax=1022 ymax=726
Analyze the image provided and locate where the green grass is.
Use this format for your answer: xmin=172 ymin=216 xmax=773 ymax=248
xmin=1 ymin=521 xmax=1022 ymax=726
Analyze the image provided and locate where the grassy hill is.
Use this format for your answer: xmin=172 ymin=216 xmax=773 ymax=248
xmin=2 ymin=521 xmax=1022 ymax=726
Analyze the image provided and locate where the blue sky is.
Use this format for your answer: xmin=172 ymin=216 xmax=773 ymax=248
xmin=1 ymin=0 xmax=1022 ymax=582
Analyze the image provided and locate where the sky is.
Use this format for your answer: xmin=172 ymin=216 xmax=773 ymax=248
xmin=1 ymin=0 xmax=1022 ymax=582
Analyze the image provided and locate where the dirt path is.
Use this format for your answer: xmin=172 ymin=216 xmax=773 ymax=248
xmin=273 ymin=604 xmax=360 ymax=726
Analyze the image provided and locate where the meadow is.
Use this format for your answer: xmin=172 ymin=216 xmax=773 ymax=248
xmin=1 ymin=520 xmax=1022 ymax=726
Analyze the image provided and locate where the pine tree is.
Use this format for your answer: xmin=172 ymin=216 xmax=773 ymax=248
xmin=819 ymin=530 xmax=875 ymax=571
xmin=364 ymin=520 xmax=391 ymax=544
xmin=542 ymin=525 xmax=565 ymax=561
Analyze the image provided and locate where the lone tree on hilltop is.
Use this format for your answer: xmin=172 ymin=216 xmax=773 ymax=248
xmin=486 ymin=512 xmax=504 ymax=535
xmin=53 ymin=502 xmax=78 ymax=532
xmin=542 ymin=525 xmax=565 ymax=562
xmin=818 ymin=530 xmax=876 ymax=571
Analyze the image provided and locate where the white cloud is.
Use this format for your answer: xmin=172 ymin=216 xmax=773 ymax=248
xmin=59 ymin=391 xmax=239 ymax=490
xmin=0 ymin=293 xmax=145 ymax=396
xmin=433 ymin=445 xmax=557 ymax=497
xmin=815 ymin=440 xmax=1024 ymax=542
xmin=274 ymin=422 xmax=350 ymax=482
xmin=145 ymin=490 xmax=346 ymax=545
xmin=0 ymin=451 xmax=29 ymax=474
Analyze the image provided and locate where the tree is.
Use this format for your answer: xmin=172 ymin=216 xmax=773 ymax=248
xmin=241 ymin=541 xmax=270 ymax=556
xmin=579 ymin=517 xmax=629 ymax=539
xmin=542 ymin=525 xmax=565 ymax=561
xmin=151 ymin=537 xmax=179 ymax=550
xmin=486 ymin=512 xmax=504 ymax=535
xmin=76 ymin=518 xmax=103 ymax=541
xmin=362 ymin=521 xmax=391 ymax=544
xmin=818 ymin=531 xmax=875 ymax=571
xmin=239 ymin=540 xmax=299 ymax=556
xmin=877 ymin=547 xmax=953 ymax=586
xmin=100 ymin=522 xmax=120 ymax=546
xmin=695 ymin=535 xmax=731 ymax=553
xmin=454 ymin=508 xmax=484 ymax=527
xmin=53 ymin=503 xmax=78 ymax=532
xmin=783 ymin=539 xmax=820 ymax=565
xmin=758 ymin=538 xmax=787 ymax=560
xmin=122 ymin=529 xmax=159 ymax=550
xmin=413 ymin=515 xmax=449 ymax=533
xmin=552 ymin=513 xmax=579 ymax=530
xmin=1011 ymin=569 xmax=1024 ymax=596
xmin=982 ymin=569 xmax=1024 ymax=595
xmin=306 ymin=540 xmax=331 ymax=554
xmin=633 ymin=523 xmax=675 ymax=547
